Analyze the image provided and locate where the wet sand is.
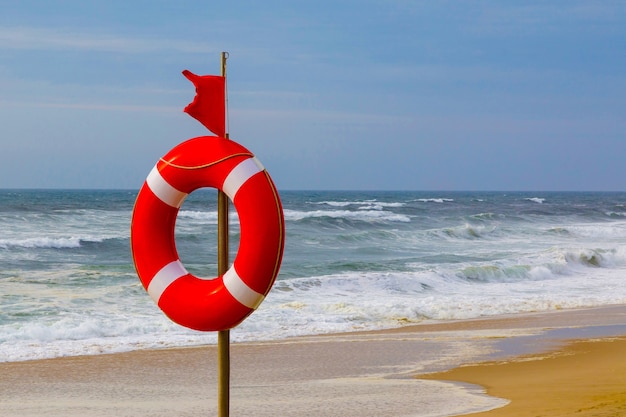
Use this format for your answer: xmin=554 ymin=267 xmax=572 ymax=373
xmin=1 ymin=305 xmax=625 ymax=416
xmin=420 ymin=336 xmax=626 ymax=416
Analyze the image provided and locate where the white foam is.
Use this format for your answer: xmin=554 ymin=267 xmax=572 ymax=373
xmin=314 ymin=200 xmax=406 ymax=208
xmin=525 ymin=197 xmax=545 ymax=204
xmin=283 ymin=209 xmax=411 ymax=222
xmin=3 ymin=190 xmax=626 ymax=365
xmin=178 ymin=210 xmax=218 ymax=222
xmin=0 ymin=236 xmax=92 ymax=249
xmin=417 ymin=198 xmax=455 ymax=203
xmin=2 ymin=256 xmax=626 ymax=363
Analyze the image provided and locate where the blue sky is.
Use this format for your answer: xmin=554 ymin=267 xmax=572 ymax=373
xmin=1 ymin=1 xmax=624 ymax=190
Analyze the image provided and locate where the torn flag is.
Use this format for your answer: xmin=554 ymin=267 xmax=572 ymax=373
xmin=182 ymin=70 xmax=226 ymax=137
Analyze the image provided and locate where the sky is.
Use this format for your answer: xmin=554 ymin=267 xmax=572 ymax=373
xmin=1 ymin=1 xmax=625 ymax=191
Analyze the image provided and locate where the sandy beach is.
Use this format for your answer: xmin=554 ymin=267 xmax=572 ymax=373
xmin=1 ymin=305 xmax=625 ymax=417
xmin=421 ymin=336 xmax=626 ymax=416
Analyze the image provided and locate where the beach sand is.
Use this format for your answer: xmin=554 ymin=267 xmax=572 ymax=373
xmin=1 ymin=305 xmax=625 ymax=417
xmin=420 ymin=336 xmax=626 ymax=416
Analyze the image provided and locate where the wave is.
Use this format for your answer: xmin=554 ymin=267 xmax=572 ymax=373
xmin=0 ymin=237 xmax=85 ymax=249
xmin=178 ymin=210 xmax=218 ymax=222
xmin=283 ymin=209 xmax=411 ymax=223
xmin=459 ymin=264 xmax=534 ymax=282
xmin=552 ymin=222 xmax=626 ymax=239
xmin=313 ymin=200 xmax=406 ymax=211
xmin=547 ymin=227 xmax=571 ymax=235
xmin=416 ymin=198 xmax=454 ymax=203
xmin=0 ymin=236 xmax=115 ymax=250
xmin=3 ymin=248 xmax=626 ymax=362
xmin=456 ymin=246 xmax=626 ymax=284
xmin=4 ymin=190 xmax=626 ymax=363
xmin=0 ymin=314 xmax=203 ymax=362
xmin=606 ymin=211 xmax=626 ymax=218
xmin=268 ymin=259 xmax=626 ymax=327
xmin=314 ymin=200 xmax=405 ymax=207
xmin=179 ymin=207 xmax=413 ymax=224
xmin=525 ymin=197 xmax=545 ymax=204
xmin=470 ymin=212 xmax=501 ymax=220
xmin=428 ymin=223 xmax=497 ymax=240
xmin=561 ymin=247 xmax=626 ymax=269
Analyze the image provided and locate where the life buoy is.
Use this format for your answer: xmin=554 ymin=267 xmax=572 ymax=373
xmin=130 ymin=136 xmax=285 ymax=331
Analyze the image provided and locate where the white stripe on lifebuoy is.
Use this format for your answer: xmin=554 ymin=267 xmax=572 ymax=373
xmin=147 ymin=260 xmax=188 ymax=302
xmin=146 ymin=165 xmax=188 ymax=208
xmin=223 ymin=266 xmax=265 ymax=309
xmin=222 ymin=157 xmax=264 ymax=200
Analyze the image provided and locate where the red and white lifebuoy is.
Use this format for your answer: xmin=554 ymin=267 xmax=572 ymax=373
xmin=130 ymin=136 xmax=285 ymax=331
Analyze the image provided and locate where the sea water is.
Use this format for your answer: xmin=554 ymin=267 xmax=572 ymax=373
xmin=1 ymin=189 xmax=626 ymax=362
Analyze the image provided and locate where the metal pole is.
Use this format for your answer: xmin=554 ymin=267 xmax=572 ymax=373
xmin=217 ymin=51 xmax=230 ymax=417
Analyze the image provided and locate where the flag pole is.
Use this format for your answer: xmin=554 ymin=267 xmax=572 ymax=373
xmin=217 ymin=51 xmax=230 ymax=417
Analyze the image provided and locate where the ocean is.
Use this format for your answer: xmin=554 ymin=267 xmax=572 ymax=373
xmin=1 ymin=189 xmax=626 ymax=362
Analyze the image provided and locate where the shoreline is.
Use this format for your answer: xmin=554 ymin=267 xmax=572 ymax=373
xmin=419 ymin=336 xmax=626 ymax=416
xmin=1 ymin=305 xmax=625 ymax=416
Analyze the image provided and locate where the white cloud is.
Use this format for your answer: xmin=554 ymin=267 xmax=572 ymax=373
xmin=0 ymin=26 xmax=217 ymax=54
xmin=0 ymin=99 xmax=180 ymax=113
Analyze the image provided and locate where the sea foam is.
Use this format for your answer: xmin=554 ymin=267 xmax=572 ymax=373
xmin=2 ymin=190 xmax=626 ymax=362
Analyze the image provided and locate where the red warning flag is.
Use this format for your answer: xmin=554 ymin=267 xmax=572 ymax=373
xmin=182 ymin=70 xmax=226 ymax=137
